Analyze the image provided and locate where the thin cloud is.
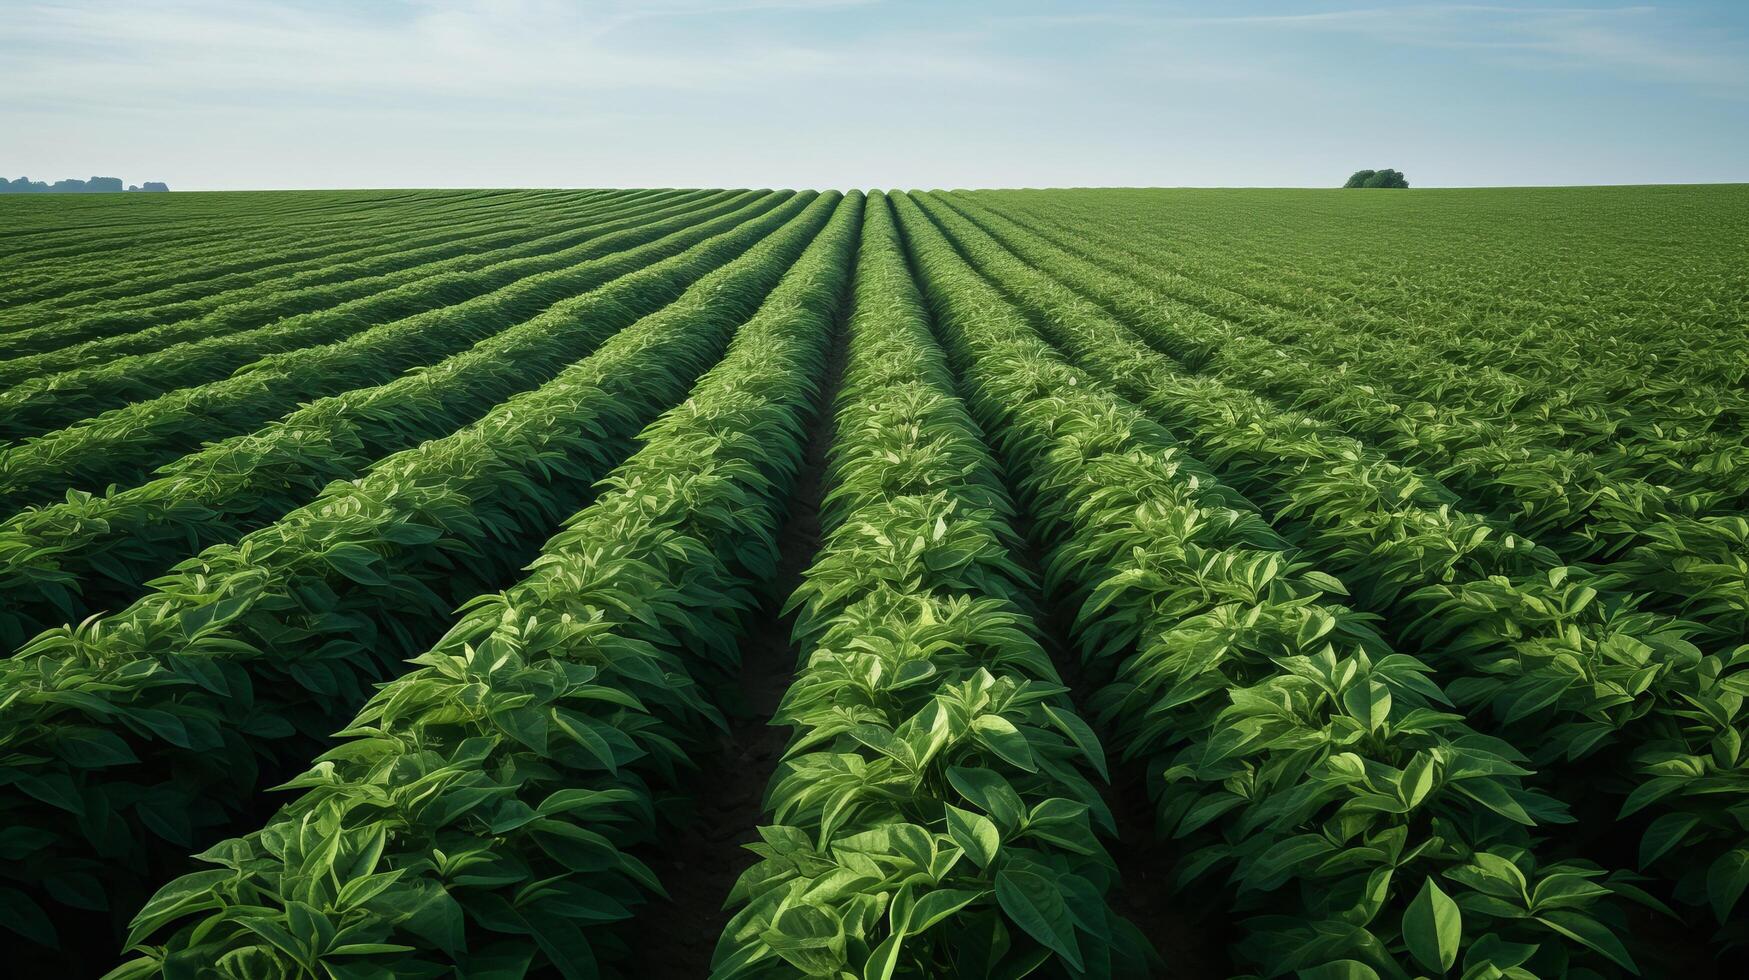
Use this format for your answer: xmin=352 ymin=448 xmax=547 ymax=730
xmin=1 ymin=0 xmax=1015 ymax=112
xmin=1166 ymin=4 xmax=1748 ymax=91
xmin=993 ymin=4 xmax=1742 ymax=92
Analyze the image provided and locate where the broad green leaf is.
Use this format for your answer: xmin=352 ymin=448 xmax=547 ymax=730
xmin=1342 ymin=678 xmax=1391 ymax=732
xmin=994 ymin=868 xmax=1083 ymax=971
xmin=1534 ymin=911 xmax=1637 ymax=973
xmin=1707 ymin=848 xmax=1749 ymax=923
xmin=946 ymin=804 xmax=1001 ymax=869
xmin=1403 ymin=877 xmax=1462 ymax=974
xmin=972 ymin=714 xmax=1037 ymax=772
xmin=907 ymin=887 xmax=982 ymax=934
xmin=1299 ymin=961 xmax=1380 ymax=980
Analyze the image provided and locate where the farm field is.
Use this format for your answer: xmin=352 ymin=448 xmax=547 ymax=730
xmin=0 ymin=184 xmax=1746 ymax=978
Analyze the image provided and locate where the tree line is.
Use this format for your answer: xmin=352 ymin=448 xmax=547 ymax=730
xmin=2 ymin=176 xmax=170 ymax=193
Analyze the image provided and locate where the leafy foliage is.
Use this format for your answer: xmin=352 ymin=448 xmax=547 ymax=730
xmin=0 ymin=193 xmax=842 ymax=951
xmin=923 ymin=190 xmax=1749 ymax=942
xmin=3 ymin=184 xmax=1745 ymax=975
xmin=106 ymin=193 xmax=863 ymax=978
xmin=714 ymin=193 xmax=1151 ymax=978
xmin=0 ymin=191 xmax=818 ymax=652
xmin=0 ymin=189 xmax=700 ymax=379
xmin=1346 ymin=169 xmax=1409 ymax=188
xmin=893 ymin=190 xmax=1653 ymax=977
xmin=0 ymin=190 xmax=791 ymax=501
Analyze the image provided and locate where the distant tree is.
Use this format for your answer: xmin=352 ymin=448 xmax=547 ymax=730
xmin=1 ymin=177 xmax=50 ymax=193
xmin=1347 ymin=168 xmax=1408 ymax=188
xmin=2 ymin=175 xmax=167 ymax=193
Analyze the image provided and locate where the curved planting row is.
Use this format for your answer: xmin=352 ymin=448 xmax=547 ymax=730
xmin=0 ymin=192 xmax=830 ymax=652
xmin=0 ymin=190 xmax=529 ymax=307
xmin=0 ymin=191 xmax=841 ymax=956
xmin=977 ymin=189 xmax=1749 ymax=399
xmin=0 ymin=189 xmax=456 ymax=266
xmin=0 ymin=189 xmax=688 ymax=381
xmin=909 ymin=191 xmax=1749 ymax=943
xmin=957 ymin=194 xmax=1749 ymax=517
xmin=0 ymin=190 xmax=627 ymax=341
xmin=934 ymin=194 xmax=1749 ymax=639
xmin=0 ymin=190 xmax=771 ymax=440
xmin=713 ymin=193 xmax=1151 ymax=979
xmin=104 ymin=191 xmax=862 ymax=980
xmin=0 ymin=191 xmax=795 ymax=508
xmin=890 ymin=191 xmax=1654 ymax=978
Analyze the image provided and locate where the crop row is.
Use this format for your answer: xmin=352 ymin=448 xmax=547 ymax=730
xmin=0 ymin=190 xmax=768 ymax=441
xmin=890 ymin=191 xmax=1655 ymax=978
xmin=0 ymin=190 xmax=687 ymax=381
xmin=104 ymin=190 xmax=863 ymax=980
xmin=966 ymin=194 xmax=1749 ymax=514
xmin=0 ymin=191 xmax=843 ymax=955
xmin=0 ymin=191 xmax=792 ymax=508
xmin=0 ymin=192 xmax=826 ymax=652
xmin=907 ymin=192 xmax=1749 ymax=946
xmin=0 ymin=190 xmax=537 ymax=305
xmin=713 ymin=192 xmax=1151 ymax=978
xmin=976 ymin=189 xmax=1749 ymax=394
xmin=0 ymin=190 xmax=628 ymax=340
xmin=934 ymin=195 xmax=1749 ymax=649
xmin=1 ymin=189 xmax=462 ymax=264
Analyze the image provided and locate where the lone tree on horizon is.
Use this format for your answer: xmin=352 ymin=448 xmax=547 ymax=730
xmin=1345 ymin=168 xmax=1409 ymax=188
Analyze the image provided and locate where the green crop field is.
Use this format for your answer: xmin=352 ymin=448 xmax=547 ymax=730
xmin=0 ymin=185 xmax=1746 ymax=979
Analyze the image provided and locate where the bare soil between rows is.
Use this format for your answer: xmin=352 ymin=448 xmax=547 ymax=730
xmin=620 ymin=274 xmax=850 ymax=978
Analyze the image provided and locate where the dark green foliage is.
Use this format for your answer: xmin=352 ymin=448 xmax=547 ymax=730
xmin=1346 ymin=168 xmax=1408 ymax=188
xmin=0 ymin=184 xmax=1745 ymax=977
xmin=893 ymin=190 xmax=1654 ymax=978
xmin=932 ymin=188 xmax=1749 ymax=951
xmin=0 ymin=192 xmax=815 ymax=653
xmin=109 ymin=191 xmax=862 ymax=980
xmin=0 ymin=194 xmax=842 ymax=955
xmin=714 ymin=194 xmax=1151 ymax=979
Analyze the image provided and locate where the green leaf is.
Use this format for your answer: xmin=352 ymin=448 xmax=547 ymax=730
xmin=325 ymin=543 xmax=387 ymax=586
xmin=862 ymin=931 xmax=904 ymax=980
xmin=947 ymin=766 xmax=1025 ymax=830
xmin=55 ymin=728 xmax=140 ymax=768
xmin=1399 ymin=750 xmax=1439 ymax=809
xmin=762 ymin=903 xmax=846 ymax=976
xmin=1707 ymin=848 xmax=1749 ymax=923
xmin=907 ymin=887 xmax=982 ymax=934
xmin=45 ymin=872 xmax=109 ymax=912
xmin=1403 ymin=877 xmax=1462 ymax=974
xmin=972 ymin=714 xmax=1037 ymax=772
xmin=1342 ymin=678 xmax=1391 ymax=732
xmin=1461 ymin=933 xmax=1538 ymax=975
xmin=1534 ymin=911 xmax=1637 ymax=974
xmin=994 ymin=868 xmax=1083 ymax=971
xmin=946 ymin=804 xmax=1001 ymax=869
xmin=383 ymin=880 xmax=465 ymax=958
xmin=0 ymin=886 xmax=58 ymax=948
xmin=1299 ymin=961 xmax=1380 ymax=980
xmin=327 ymin=943 xmax=417 ymax=956
xmin=124 ymin=869 xmax=233 ymax=948
xmin=1040 ymin=704 xmax=1108 ymax=781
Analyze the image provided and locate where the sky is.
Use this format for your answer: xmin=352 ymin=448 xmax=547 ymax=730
xmin=2 ymin=0 xmax=1747 ymax=189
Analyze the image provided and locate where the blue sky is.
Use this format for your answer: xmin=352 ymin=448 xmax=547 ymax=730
xmin=3 ymin=0 xmax=1746 ymax=189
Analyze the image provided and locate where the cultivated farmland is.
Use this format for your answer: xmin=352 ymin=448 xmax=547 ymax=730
xmin=0 ymin=185 xmax=1745 ymax=979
